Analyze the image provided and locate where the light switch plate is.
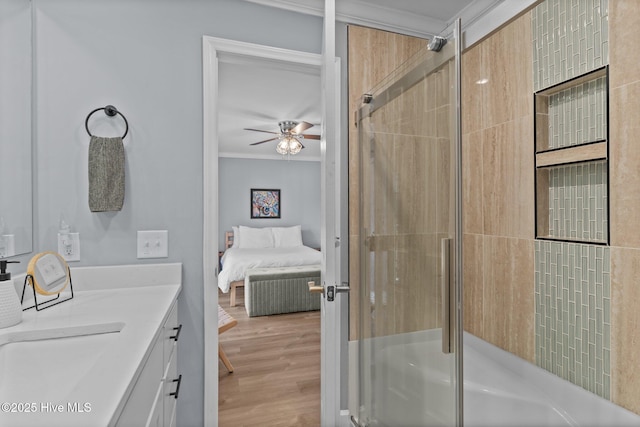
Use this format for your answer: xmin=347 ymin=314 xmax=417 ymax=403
xmin=137 ymin=230 xmax=168 ymax=259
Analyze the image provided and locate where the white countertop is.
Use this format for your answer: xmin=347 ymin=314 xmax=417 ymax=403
xmin=0 ymin=281 xmax=181 ymax=427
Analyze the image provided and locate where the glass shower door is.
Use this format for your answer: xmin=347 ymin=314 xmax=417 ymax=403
xmin=353 ymin=22 xmax=462 ymax=427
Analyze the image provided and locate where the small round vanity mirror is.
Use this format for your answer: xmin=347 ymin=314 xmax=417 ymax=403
xmin=27 ymin=252 xmax=70 ymax=295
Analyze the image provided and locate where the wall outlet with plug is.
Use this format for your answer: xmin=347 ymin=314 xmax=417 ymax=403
xmin=58 ymin=232 xmax=80 ymax=261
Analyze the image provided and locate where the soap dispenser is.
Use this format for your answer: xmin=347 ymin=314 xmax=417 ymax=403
xmin=0 ymin=259 xmax=22 ymax=329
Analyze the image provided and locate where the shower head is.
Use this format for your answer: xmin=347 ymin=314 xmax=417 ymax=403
xmin=427 ymin=36 xmax=447 ymax=52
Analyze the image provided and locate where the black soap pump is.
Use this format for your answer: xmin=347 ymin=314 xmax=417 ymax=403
xmin=0 ymin=259 xmax=23 ymax=328
xmin=0 ymin=259 xmax=19 ymax=281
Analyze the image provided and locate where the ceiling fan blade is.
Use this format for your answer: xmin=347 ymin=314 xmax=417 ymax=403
xmin=291 ymin=121 xmax=314 ymax=134
xmin=250 ymin=137 xmax=279 ymax=145
xmin=244 ymin=128 xmax=279 ymax=135
xmin=301 ymin=134 xmax=320 ymax=140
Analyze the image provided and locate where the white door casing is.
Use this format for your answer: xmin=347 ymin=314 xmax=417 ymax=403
xmin=202 ymin=35 xmax=343 ymax=426
xmin=320 ymin=0 xmax=350 ymax=424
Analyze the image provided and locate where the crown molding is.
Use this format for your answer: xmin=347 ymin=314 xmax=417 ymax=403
xmin=243 ymin=0 xmax=440 ymax=37
xmin=462 ymin=0 xmax=538 ymax=47
xmin=242 ymin=0 xmax=537 ymax=46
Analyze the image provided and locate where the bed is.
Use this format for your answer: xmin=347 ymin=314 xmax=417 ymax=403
xmin=217 ymin=225 xmax=322 ymax=295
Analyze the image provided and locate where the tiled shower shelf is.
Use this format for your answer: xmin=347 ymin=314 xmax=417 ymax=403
xmin=536 ymin=140 xmax=607 ymax=168
xmin=535 ymin=67 xmax=608 ymax=157
xmin=535 ymin=161 xmax=609 ymax=245
xmin=535 ymin=67 xmax=609 ymax=245
xmin=535 ymin=235 xmax=608 ymax=246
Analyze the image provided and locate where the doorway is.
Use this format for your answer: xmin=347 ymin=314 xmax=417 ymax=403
xmin=202 ymin=37 xmax=326 ymax=425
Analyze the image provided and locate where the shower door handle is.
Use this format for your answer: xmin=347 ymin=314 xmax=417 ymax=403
xmin=441 ymin=238 xmax=453 ymax=354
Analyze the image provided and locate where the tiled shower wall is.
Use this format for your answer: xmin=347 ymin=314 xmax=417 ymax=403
xmin=532 ymin=0 xmax=609 ymax=91
xmin=461 ymin=12 xmax=535 ymax=363
xmin=533 ymin=0 xmax=610 ymax=399
xmin=462 ymin=0 xmax=640 ymax=416
xmin=535 ymin=240 xmax=611 ymax=398
xmin=347 ymin=27 xmax=429 ymax=340
xmin=547 ymin=161 xmax=608 ymax=242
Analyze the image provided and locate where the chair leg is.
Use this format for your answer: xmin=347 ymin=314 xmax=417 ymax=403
xmin=219 ymin=343 xmax=234 ymax=373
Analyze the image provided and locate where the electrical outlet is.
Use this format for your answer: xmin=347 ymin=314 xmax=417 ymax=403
xmin=58 ymin=232 xmax=80 ymax=261
xmin=137 ymin=230 xmax=168 ymax=259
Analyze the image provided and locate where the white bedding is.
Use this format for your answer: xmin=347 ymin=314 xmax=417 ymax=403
xmin=217 ymin=246 xmax=322 ymax=293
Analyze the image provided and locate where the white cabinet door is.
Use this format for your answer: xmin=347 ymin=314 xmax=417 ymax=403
xmin=115 ymin=338 xmax=163 ymax=427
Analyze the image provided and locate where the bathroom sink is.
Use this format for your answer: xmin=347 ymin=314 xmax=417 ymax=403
xmin=0 ymin=322 xmax=124 ymax=402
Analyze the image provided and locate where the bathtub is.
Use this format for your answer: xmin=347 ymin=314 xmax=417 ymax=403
xmin=354 ymin=330 xmax=640 ymax=426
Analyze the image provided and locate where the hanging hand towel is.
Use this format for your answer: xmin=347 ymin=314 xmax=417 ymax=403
xmin=88 ymin=136 xmax=125 ymax=212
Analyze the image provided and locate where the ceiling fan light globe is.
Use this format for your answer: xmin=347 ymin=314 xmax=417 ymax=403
xmin=248 ymin=121 xmax=312 ymax=156
xmin=276 ymin=139 xmax=289 ymax=155
xmin=289 ymin=139 xmax=303 ymax=155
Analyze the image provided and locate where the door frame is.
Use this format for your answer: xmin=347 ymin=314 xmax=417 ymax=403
xmin=202 ymin=36 xmax=340 ymax=425
xmin=319 ymin=0 xmax=350 ymax=424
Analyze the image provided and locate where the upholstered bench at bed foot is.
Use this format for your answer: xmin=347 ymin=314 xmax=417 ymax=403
xmin=244 ymin=265 xmax=321 ymax=317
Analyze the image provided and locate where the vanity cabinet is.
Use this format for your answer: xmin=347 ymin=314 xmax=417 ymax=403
xmin=116 ymin=300 xmax=181 ymax=427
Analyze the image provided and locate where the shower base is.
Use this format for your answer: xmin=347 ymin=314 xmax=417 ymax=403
xmin=352 ymin=330 xmax=640 ymax=426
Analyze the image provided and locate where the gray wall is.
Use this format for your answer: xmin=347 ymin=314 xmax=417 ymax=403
xmin=31 ymin=1 xmax=322 ymax=425
xmin=0 ymin=0 xmax=32 ymax=257
xmin=218 ymin=158 xmax=321 ymax=250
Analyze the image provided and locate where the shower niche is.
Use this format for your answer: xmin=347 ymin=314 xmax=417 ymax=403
xmin=534 ymin=67 xmax=609 ymax=245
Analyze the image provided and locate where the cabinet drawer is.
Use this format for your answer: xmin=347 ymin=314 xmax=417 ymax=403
xmin=163 ymin=349 xmax=179 ymax=426
xmin=164 ymin=301 xmax=180 ymax=365
xmin=145 ymin=384 xmax=164 ymax=427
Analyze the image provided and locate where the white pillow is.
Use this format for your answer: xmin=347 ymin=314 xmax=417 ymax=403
xmin=238 ymin=226 xmax=274 ymax=249
xmin=231 ymin=226 xmax=240 ymax=248
xmin=272 ymin=225 xmax=303 ymax=248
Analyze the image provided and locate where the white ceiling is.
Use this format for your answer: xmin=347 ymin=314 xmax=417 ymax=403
xmin=218 ymin=56 xmax=322 ymax=161
xmin=218 ymin=0 xmax=528 ymax=161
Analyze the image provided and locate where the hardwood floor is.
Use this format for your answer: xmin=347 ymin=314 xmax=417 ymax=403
xmin=218 ymin=288 xmax=321 ymax=427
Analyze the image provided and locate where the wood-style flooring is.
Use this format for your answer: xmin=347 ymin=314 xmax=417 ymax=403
xmin=218 ymin=287 xmax=321 ymax=427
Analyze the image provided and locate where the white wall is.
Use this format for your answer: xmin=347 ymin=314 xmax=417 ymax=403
xmin=218 ymin=157 xmax=321 ymax=250
xmin=31 ymin=1 xmax=322 ymax=425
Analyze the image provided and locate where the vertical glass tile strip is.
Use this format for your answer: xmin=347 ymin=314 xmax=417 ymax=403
xmin=535 ymin=241 xmax=610 ymax=398
xmin=532 ymin=0 xmax=609 ymax=92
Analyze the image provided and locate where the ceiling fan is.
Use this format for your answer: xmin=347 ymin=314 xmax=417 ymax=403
xmin=245 ymin=121 xmax=320 ymax=155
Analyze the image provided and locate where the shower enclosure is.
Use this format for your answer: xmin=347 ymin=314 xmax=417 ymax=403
xmin=352 ymin=22 xmax=462 ymax=427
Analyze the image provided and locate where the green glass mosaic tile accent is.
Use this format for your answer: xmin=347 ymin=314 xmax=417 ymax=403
xmin=548 ymin=160 xmax=608 ymax=242
xmin=535 ymin=240 xmax=611 ymax=399
xmin=532 ymin=0 xmax=609 ymax=91
xmin=548 ymin=76 xmax=607 ymax=149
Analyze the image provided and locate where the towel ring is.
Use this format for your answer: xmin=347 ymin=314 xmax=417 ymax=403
xmin=85 ymin=105 xmax=129 ymax=139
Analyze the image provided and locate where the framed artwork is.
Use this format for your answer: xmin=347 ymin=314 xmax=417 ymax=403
xmin=250 ymin=189 xmax=281 ymax=219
